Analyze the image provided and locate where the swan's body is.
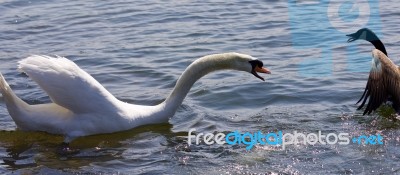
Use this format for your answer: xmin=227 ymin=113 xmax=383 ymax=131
xmin=0 ymin=53 xmax=270 ymax=140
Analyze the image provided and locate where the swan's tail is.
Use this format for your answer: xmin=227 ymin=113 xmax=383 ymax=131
xmin=0 ymin=73 xmax=12 ymax=100
xmin=0 ymin=73 xmax=28 ymax=117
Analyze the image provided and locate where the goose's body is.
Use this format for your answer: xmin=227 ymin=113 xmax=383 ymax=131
xmin=356 ymin=49 xmax=400 ymax=115
xmin=0 ymin=53 xmax=270 ymax=140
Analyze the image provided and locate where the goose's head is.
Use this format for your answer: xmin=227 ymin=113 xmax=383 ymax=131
xmin=347 ymin=28 xmax=379 ymax=43
xmin=226 ymin=53 xmax=271 ymax=81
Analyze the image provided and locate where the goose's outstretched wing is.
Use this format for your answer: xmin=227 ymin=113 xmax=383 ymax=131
xmin=18 ymin=55 xmax=120 ymax=114
xmin=357 ymin=49 xmax=400 ymax=115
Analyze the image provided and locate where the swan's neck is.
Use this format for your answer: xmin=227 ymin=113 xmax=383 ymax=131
xmin=159 ymin=53 xmax=244 ymax=116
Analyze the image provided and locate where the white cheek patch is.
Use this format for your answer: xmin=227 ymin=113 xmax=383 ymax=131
xmin=360 ymin=31 xmax=367 ymax=40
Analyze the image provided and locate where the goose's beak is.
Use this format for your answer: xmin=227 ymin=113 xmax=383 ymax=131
xmin=346 ymin=33 xmax=358 ymax=43
xmin=252 ymin=67 xmax=271 ymax=81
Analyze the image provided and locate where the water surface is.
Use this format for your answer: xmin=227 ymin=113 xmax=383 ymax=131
xmin=0 ymin=1 xmax=399 ymax=174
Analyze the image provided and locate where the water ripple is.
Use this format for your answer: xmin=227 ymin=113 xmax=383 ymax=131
xmin=0 ymin=0 xmax=399 ymax=174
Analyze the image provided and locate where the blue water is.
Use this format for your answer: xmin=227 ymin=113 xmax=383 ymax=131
xmin=0 ymin=0 xmax=399 ymax=174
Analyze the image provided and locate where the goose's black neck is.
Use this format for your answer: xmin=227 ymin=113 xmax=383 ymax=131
xmin=370 ymin=39 xmax=388 ymax=56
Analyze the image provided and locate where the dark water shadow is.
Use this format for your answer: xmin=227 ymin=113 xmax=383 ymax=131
xmin=0 ymin=123 xmax=188 ymax=171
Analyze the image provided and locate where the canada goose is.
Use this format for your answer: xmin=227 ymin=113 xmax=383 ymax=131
xmin=355 ymin=49 xmax=400 ymax=115
xmin=347 ymin=28 xmax=399 ymax=115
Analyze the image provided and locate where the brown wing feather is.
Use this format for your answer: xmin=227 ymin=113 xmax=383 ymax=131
xmin=357 ymin=70 xmax=387 ymax=115
xmin=357 ymin=49 xmax=400 ymax=115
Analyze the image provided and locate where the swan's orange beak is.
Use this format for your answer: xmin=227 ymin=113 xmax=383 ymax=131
xmin=252 ymin=66 xmax=271 ymax=81
xmin=255 ymin=66 xmax=271 ymax=74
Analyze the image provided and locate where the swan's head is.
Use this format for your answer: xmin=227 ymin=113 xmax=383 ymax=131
xmin=248 ymin=59 xmax=271 ymax=81
xmin=346 ymin=28 xmax=379 ymax=43
xmin=227 ymin=53 xmax=271 ymax=81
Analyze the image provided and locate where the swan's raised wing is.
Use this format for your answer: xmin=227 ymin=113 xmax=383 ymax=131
xmin=18 ymin=55 xmax=120 ymax=114
xmin=357 ymin=49 xmax=400 ymax=115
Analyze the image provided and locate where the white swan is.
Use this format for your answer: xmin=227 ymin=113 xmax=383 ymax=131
xmin=0 ymin=53 xmax=270 ymax=140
